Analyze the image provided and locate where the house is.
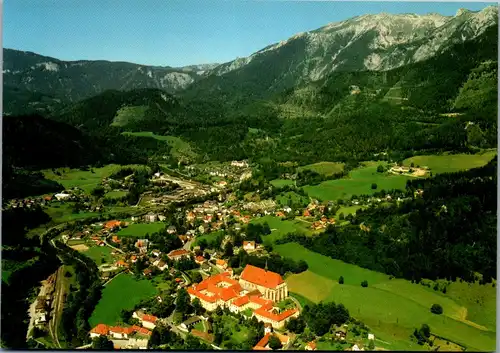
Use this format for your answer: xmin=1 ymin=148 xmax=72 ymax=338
xmin=335 ymin=327 xmax=347 ymax=341
xmin=135 ymin=239 xmax=149 ymax=253
xmin=180 ymin=316 xmax=202 ymax=330
xmin=234 ymin=223 xmax=242 ymax=231
xmin=130 ymin=255 xmax=138 ymax=263
xmin=116 ymin=260 xmax=128 ymax=268
xmin=231 ymin=160 xmax=249 ymax=168
xmin=105 ymin=220 xmax=122 ymax=230
xmin=253 ymin=332 xmax=290 ymax=350
xmin=351 ymin=344 xmax=364 ymax=351
xmin=54 ymin=193 xmax=71 ymax=201
xmin=243 ymin=241 xmax=256 ymax=252
xmin=145 ymin=213 xmax=158 ymax=223
xmin=131 ymin=216 xmax=140 ymax=222
xmin=264 ymin=323 xmax=273 ymax=334
xmin=112 ymin=235 xmax=121 ymax=243
xmin=132 ymin=311 xmax=158 ymax=330
xmin=283 ymin=206 xmax=292 ymax=213
xmin=303 ymin=210 xmax=311 ymax=217
xmin=143 ymin=268 xmax=153 ymax=277
xmin=158 ymin=215 xmax=166 ymax=222
xmin=167 ymin=249 xmax=190 ymax=261
xmin=167 ymin=226 xmax=177 ymax=234
xmin=275 ymin=212 xmax=285 ymax=218
xmin=368 ymin=333 xmax=375 ymax=341
xmin=187 ymin=211 xmax=196 ymax=222
xmin=216 ymin=259 xmax=228 ymax=270
xmin=151 ymin=249 xmax=161 ymax=257
xmin=156 ymin=260 xmax=168 ymax=271
xmin=305 ymin=341 xmax=317 ymax=351
xmin=195 ymin=256 xmax=206 ymax=265
xmin=90 ymin=324 xmax=110 ymax=338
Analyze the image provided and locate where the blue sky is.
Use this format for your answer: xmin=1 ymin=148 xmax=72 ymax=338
xmin=4 ymin=1 xmax=494 ymax=67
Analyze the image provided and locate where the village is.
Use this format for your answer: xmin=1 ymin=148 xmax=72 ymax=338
xmin=21 ymin=160 xmax=421 ymax=351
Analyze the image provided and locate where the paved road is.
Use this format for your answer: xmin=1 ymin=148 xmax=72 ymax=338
xmin=49 ymin=266 xmax=64 ymax=348
xmin=288 ymin=295 xmax=303 ymax=312
xmin=104 ymin=239 xmax=125 ymax=254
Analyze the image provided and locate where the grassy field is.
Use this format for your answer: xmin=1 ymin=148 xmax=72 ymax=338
xmin=111 ymin=105 xmax=148 ymax=127
xmin=105 ymin=190 xmax=128 ymax=199
xmin=276 ymin=243 xmax=496 ymax=351
xmin=116 ymin=222 xmax=166 ymax=237
xmin=335 ymin=205 xmax=365 ymax=218
xmin=83 ymin=246 xmax=116 ymax=264
xmin=250 ymin=215 xmax=312 ymax=244
xmin=270 ymin=179 xmax=295 ymax=188
xmin=276 ymin=191 xmax=309 ymax=207
xmin=303 ymin=162 xmax=411 ymax=201
xmin=403 ymin=150 xmax=497 ymax=174
xmin=219 ymin=314 xmax=251 ymax=347
xmin=89 ymin=273 xmax=157 ymax=327
xmin=298 ymin=162 xmax=345 ymax=176
xmin=123 ymin=131 xmax=198 ymax=162
xmin=43 ymin=164 xmax=144 ymax=194
xmin=193 ymin=230 xmax=224 ymax=247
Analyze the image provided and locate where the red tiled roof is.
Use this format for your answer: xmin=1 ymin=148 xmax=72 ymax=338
xmin=254 ymin=307 xmax=298 ymax=322
xmin=306 ymin=341 xmax=317 ymax=350
xmin=90 ymin=324 xmax=109 ymax=336
xmin=109 ymin=326 xmax=124 ymax=333
xmin=243 ymin=241 xmax=256 ymax=248
xmin=216 ymin=259 xmax=227 ymax=266
xmin=232 ymin=295 xmax=250 ymax=307
xmin=142 ymin=314 xmax=157 ymax=324
xmin=240 ymin=265 xmax=284 ymax=289
xmin=188 ymin=273 xmax=241 ymax=304
xmin=168 ymin=249 xmax=190 ymax=258
xmin=195 ymin=256 xmax=205 ymax=263
xmin=105 ymin=220 xmax=121 ymax=229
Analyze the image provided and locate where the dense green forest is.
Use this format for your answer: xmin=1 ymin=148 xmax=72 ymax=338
xmin=277 ymin=157 xmax=497 ymax=282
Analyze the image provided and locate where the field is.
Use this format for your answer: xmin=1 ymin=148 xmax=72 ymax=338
xmin=270 ymin=179 xmax=295 ymax=188
xmin=403 ymin=150 xmax=497 ymax=174
xmin=105 ymin=190 xmax=128 ymax=199
xmin=116 ymin=222 xmax=166 ymax=237
xmin=298 ymin=161 xmax=345 ymax=176
xmin=276 ymin=191 xmax=309 ymax=206
xmin=335 ymin=205 xmax=365 ymax=218
xmin=111 ymin=105 xmax=148 ymax=127
xmin=83 ymin=246 xmax=116 ymax=264
xmin=89 ymin=273 xmax=157 ymax=327
xmin=123 ymin=131 xmax=198 ymax=161
xmin=193 ymin=230 xmax=224 ymax=247
xmin=219 ymin=314 xmax=251 ymax=348
xmin=43 ymin=164 xmax=144 ymax=194
xmin=303 ymin=162 xmax=410 ymax=201
xmin=276 ymin=243 xmax=496 ymax=351
xmin=250 ymin=215 xmax=312 ymax=244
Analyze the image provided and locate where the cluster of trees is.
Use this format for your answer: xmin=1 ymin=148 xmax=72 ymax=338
xmin=57 ymin=241 xmax=102 ymax=346
xmin=227 ymin=250 xmax=308 ymax=276
xmin=277 ymin=157 xmax=497 ymax=282
xmin=412 ymin=324 xmax=432 ymax=345
xmin=301 ymin=302 xmax=350 ymax=336
xmin=211 ymin=308 xmax=264 ymax=349
xmin=296 ymin=169 xmax=347 ymax=187
xmin=1 ymin=209 xmax=61 ymax=349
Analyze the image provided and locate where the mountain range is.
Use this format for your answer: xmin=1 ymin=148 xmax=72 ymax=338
xmin=3 ymin=5 xmax=498 ymax=116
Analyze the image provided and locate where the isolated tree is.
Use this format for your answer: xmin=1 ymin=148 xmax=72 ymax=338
xmin=430 ymin=304 xmax=443 ymax=315
xmin=376 ymin=165 xmax=384 ymax=173
xmin=371 ymin=183 xmax=377 ymax=190
xmin=268 ymin=335 xmax=283 ymax=350
xmin=91 ymin=186 xmax=105 ymax=198
xmin=224 ymin=242 xmax=234 ymax=257
xmin=339 ymin=276 xmax=344 ymax=284
xmin=361 ymin=280 xmax=368 ymax=288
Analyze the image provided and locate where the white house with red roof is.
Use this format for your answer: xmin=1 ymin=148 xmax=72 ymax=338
xmin=167 ymin=249 xmax=190 ymax=261
xmin=133 ymin=310 xmax=158 ymax=330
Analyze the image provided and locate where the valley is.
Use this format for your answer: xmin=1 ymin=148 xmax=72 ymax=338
xmin=2 ymin=2 xmax=498 ymax=352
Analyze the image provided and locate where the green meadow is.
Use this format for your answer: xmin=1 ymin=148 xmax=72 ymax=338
xmin=298 ymin=161 xmax=345 ymax=176
xmin=43 ymin=164 xmax=145 ymax=194
xmin=270 ymin=179 xmax=295 ymax=188
xmin=105 ymin=190 xmax=128 ymax=199
xmin=117 ymin=222 xmax=166 ymax=237
xmin=193 ymin=230 xmax=225 ymax=247
xmin=302 ymin=161 xmax=411 ymax=201
xmin=250 ymin=215 xmax=312 ymax=244
xmin=276 ymin=242 xmax=496 ymax=352
xmin=83 ymin=246 xmax=116 ymax=264
xmin=111 ymin=105 xmax=148 ymax=127
xmin=122 ymin=131 xmax=198 ymax=161
xmin=89 ymin=273 xmax=157 ymax=327
xmin=403 ymin=150 xmax=497 ymax=174
xmin=276 ymin=191 xmax=309 ymax=206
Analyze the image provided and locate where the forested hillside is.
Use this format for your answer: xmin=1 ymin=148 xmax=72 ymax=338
xmin=277 ymin=157 xmax=497 ymax=282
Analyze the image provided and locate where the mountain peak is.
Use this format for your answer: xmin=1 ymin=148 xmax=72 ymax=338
xmin=456 ymin=8 xmax=471 ymax=17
